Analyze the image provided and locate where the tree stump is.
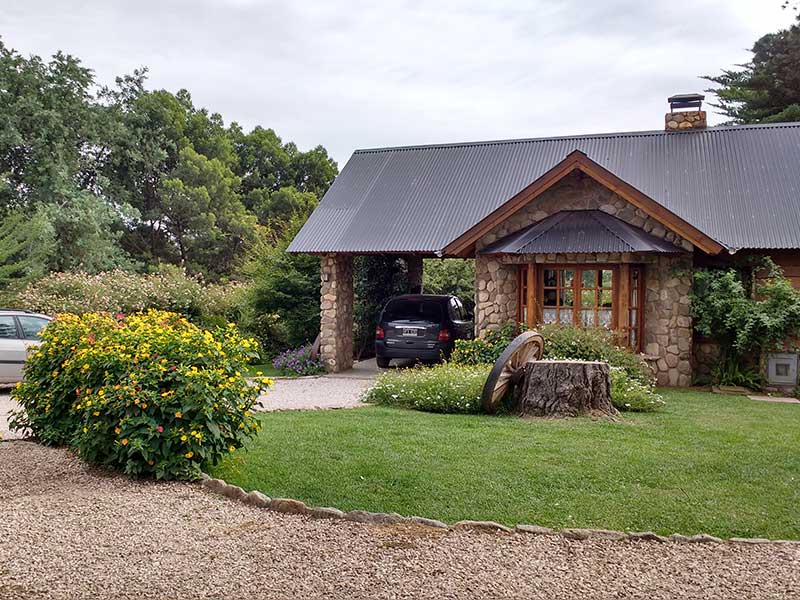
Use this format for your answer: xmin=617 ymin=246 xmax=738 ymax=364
xmin=514 ymin=360 xmax=619 ymax=420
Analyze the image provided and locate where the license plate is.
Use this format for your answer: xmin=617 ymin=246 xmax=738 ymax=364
xmin=402 ymin=328 xmax=418 ymax=336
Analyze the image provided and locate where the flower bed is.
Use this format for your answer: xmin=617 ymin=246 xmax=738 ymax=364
xmin=272 ymin=345 xmax=325 ymax=376
xmin=364 ymin=363 xmax=490 ymax=414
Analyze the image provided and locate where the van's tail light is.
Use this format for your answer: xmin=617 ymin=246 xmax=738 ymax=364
xmin=437 ymin=329 xmax=451 ymax=342
xmin=375 ymin=326 xmax=385 ymax=340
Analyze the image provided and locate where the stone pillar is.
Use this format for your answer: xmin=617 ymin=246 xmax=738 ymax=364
xmin=475 ymin=255 xmax=518 ymax=337
xmin=406 ymin=255 xmax=423 ymax=294
xmin=320 ymin=253 xmax=354 ymax=372
xmin=643 ymin=255 xmax=693 ymax=387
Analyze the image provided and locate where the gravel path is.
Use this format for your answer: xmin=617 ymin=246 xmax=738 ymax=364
xmin=0 ymin=394 xmax=21 ymax=440
xmin=256 ymin=376 xmax=370 ymax=412
xmin=0 ymin=367 xmax=375 ymax=435
xmin=1 ymin=442 xmax=798 ymax=599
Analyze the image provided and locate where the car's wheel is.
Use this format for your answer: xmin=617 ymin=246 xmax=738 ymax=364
xmin=376 ymin=356 xmax=391 ymax=368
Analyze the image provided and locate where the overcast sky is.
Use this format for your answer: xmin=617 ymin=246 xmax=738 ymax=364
xmin=2 ymin=0 xmax=796 ymax=166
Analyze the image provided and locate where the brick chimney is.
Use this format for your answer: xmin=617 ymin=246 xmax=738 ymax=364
xmin=665 ymin=93 xmax=706 ymax=131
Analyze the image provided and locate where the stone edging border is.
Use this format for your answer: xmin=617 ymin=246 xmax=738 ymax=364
xmin=199 ymin=474 xmax=799 ymax=546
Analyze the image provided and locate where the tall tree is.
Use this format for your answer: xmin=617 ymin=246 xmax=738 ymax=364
xmin=0 ymin=209 xmax=53 ymax=292
xmin=0 ymin=41 xmax=135 ymax=271
xmin=705 ymin=15 xmax=800 ymax=123
xmin=159 ymin=147 xmax=255 ymax=277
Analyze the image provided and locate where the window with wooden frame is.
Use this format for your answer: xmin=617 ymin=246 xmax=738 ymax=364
xmin=517 ymin=264 xmax=645 ymax=351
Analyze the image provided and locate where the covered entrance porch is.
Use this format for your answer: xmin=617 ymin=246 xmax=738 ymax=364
xmin=480 ymin=209 xmax=684 ymax=352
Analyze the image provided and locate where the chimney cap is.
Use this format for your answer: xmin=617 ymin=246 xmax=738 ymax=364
xmin=668 ymin=93 xmax=704 ymax=111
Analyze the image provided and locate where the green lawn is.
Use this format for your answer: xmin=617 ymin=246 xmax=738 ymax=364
xmin=209 ymin=389 xmax=800 ymax=539
xmin=244 ymin=363 xmax=283 ymax=378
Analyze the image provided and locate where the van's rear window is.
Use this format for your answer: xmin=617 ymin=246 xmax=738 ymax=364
xmin=384 ymin=300 xmax=443 ymax=322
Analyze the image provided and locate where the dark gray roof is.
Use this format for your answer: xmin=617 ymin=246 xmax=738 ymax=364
xmin=480 ymin=210 xmax=683 ymax=255
xmin=288 ymin=123 xmax=800 ymax=254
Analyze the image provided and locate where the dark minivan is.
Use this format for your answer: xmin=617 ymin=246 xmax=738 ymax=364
xmin=374 ymin=294 xmax=473 ymax=368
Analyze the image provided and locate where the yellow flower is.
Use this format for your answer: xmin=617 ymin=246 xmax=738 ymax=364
xmin=82 ymin=427 xmax=88 ymax=433
xmin=229 ymin=445 xmax=236 ymax=453
xmin=114 ymin=427 xmax=121 ymax=435
xmin=121 ymin=438 xmax=128 ymax=446
xmin=175 ymin=411 xmax=182 ymax=418
xmin=184 ymin=451 xmax=193 ymax=459
xmin=180 ymin=435 xmax=187 ymax=441
xmin=93 ymin=411 xmax=99 ymax=416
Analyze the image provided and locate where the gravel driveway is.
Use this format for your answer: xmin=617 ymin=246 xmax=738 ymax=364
xmin=0 ymin=364 xmax=376 ymax=434
xmin=1 ymin=442 xmax=798 ymax=599
xmin=257 ymin=376 xmax=370 ymax=411
xmin=0 ymin=393 xmax=20 ymax=440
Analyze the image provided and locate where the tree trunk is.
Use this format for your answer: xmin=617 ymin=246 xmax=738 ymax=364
xmin=514 ymin=360 xmax=619 ymax=420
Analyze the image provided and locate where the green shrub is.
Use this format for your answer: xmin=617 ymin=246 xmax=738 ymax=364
xmin=609 ymin=367 xmax=665 ymax=412
xmin=10 ymin=310 xmax=271 ymax=479
xmin=16 ymin=268 xmax=248 ymax=328
xmin=364 ymin=363 xmax=490 ymax=414
xmin=539 ymin=323 xmax=651 ymax=383
xmin=242 ymin=216 xmax=321 ymax=351
xmin=451 ymin=323 xmax=525 ymax=366
xmin=692 ymin=259 xmax=800 ymax=387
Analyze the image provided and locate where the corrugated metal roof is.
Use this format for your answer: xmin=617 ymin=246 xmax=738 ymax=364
xmin=480 ymin=210 xmax=683 ymax=255
xmin=288 ymin=123 xmax=800 ymax=254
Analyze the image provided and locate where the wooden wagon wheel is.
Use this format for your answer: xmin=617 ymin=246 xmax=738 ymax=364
xmin=481 ymin=331 xmax=544 ymax=414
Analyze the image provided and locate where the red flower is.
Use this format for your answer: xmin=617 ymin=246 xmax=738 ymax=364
xmin=87 ymin=332 xmax=95 ymax=344
xmin=156 ymin=425 xmax=164 ymax=433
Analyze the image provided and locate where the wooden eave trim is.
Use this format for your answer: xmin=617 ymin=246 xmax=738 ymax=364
xmin=442 ymin=150 xmax=725 ymax=257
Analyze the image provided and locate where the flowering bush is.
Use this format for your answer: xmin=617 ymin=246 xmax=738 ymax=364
xmin=15 ymin=268 xmax=248 ymax=327
xmin=364 ymin=363 xmax=490 ymax=414
xmin=10 ymin=310 xmax=271 ymax=479
xmin=609 ymin=367 xmax=665 ymax=412
xmin=272 ymin=345 xmax=325 ymax=376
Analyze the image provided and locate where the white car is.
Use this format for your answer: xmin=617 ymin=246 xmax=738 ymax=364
xmin=0 ymin=310 xmax=52 ymax=384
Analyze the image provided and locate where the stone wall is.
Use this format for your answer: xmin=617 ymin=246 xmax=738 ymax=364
xmin=693 ymin=339 xmax=721 ymax=384
xmin=319 ymin=253 xmax=354 ymax=372
xmin=473 ymin=170 xmax=694 ymax=386
xmin=665 ymin=111 xmax=707 ymax=131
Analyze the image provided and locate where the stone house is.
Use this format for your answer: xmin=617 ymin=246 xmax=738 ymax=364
xmin=289 ymin=94 xmax=800 ymax=387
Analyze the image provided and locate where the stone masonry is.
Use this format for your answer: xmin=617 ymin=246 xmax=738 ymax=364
xmin=474 ymin=170 xmax=694 ymax=386
xmin=320 ymin=253 xmax=354 ymax=372
xmin=665 ymin=111 xmax=707 ymax=131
